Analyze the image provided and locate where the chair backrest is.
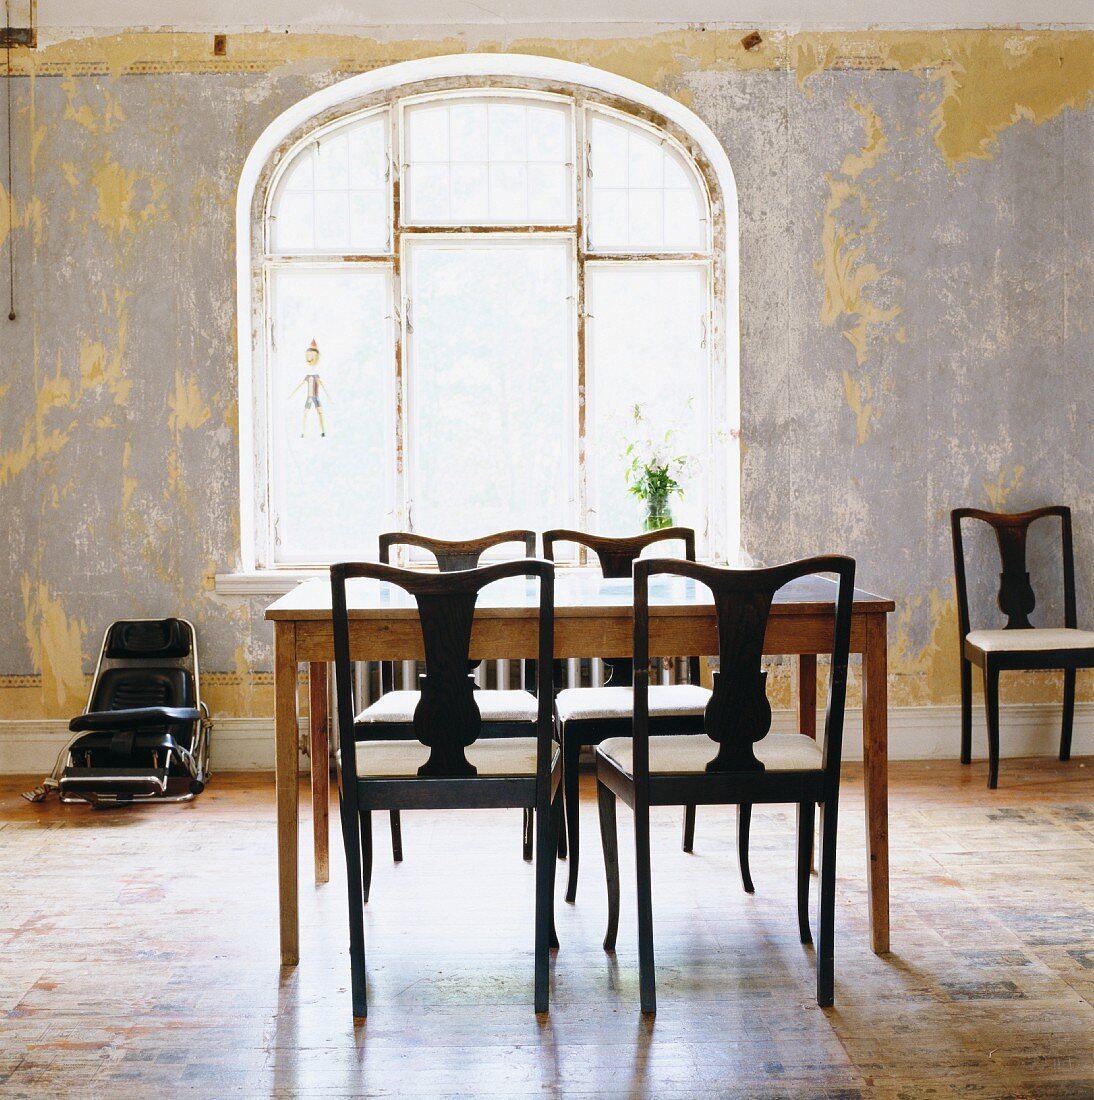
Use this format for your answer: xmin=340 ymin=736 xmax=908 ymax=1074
xmin=950 ymin=506 xmax=1076 ymax=635
xmin=542 ymin=528 xmax=699 ymax=686
xmin=542 ymin=527 xmax=696 ymax=578
xmin=631 ymin=556 xmax=855 ymax=783
xmin=86 ymin=618 xmax=199 ymax=713
xmin=379 ymin=530 xmax=537 ymax=571
xmin=377 ymin=531 xmax=538 ymax=692
xmin=331 ymin=559 xmax=555 ymax=779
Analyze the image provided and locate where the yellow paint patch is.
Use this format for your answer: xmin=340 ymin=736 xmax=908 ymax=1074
xmin=984 ymin=464 xmax=1024 ymax=510
xmin=841 ymin=369 xmax=875 ymax=445
xmin=168 ymin=372 xmax=212 ymax=435
xmin=840 ymin=98 xmax=889 ymax=179
xmin=791 ymin=30 xmax=1094 ymax=170
xmin=78 ymin=289 xmax=132 ymax=405
xmin=61 ymin=76 xmax=127 ymax=134
xmin=89 ymin=153 xmax=140 ymax=237
xmin=817 ymin=97 xmax=902 ymax=449
xmin=30 ymin=124 xmax=47 ymax=173
xmin=20 ymin=577 xmax=87 ymax=717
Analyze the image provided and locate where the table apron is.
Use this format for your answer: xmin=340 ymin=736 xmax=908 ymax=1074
xmin=292 ymin=613 xmax=873 ymax=663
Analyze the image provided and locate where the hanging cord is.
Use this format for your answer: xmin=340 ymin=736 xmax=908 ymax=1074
xmin=5 ymin=0 xmax=15 ymax=321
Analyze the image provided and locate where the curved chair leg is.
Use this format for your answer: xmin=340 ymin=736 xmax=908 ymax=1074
xmin=634 ymin=799 xmax=656 ymax=1015
xmin=557 ymin=799 xmax=567 ymax=860
xmin=1061 ymin=668 xmax=1076 ymax=762
xmin=564 ymin=736 xmax=582 ymax=903
xmin=796 ymin=802 xmax=814 ymax=944
xmin=389 ymin=810 xmax=403 ymax=862
xmin=548 ymin=792 xmax=562 ymax=950
xmin=597 ymin=779 xmax=620 ymax=952
xmin=737 ymin=804 xmax=755 ymax=893
xmin=983 ymin=664 xmax=1001 ymax=789
xmin=816 ymin=800 xmax=838 ymax=1008
xmin=523 ymin=807 xmax=534 ymax=862
xmin=959 ymin=658 xmax=973 ymax=765
xmin=360 ymin=811 xmax=374 ymax=904
xmin=681 ymin=805 xmax=696 ymax=852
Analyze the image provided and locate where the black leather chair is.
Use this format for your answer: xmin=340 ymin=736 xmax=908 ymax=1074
xmin=42 ymin=619 xmax=211 ymax=806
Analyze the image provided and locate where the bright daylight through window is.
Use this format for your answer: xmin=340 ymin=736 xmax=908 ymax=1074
xmin=258 ymin=84 xmax=720 ymax=567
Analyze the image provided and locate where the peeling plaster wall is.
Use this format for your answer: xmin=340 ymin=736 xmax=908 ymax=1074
xmin=0 ymin=27 xmax=1091 ymax=722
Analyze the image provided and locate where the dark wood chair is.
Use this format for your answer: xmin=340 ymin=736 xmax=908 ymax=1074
xmin=596 ymin=555 xmax=855 ymax=1013
xmin=364 ymin=530 xmax=539 ymax=878
xmin=542 ymin=528 xmax=708 ymax=903
xmin=331 ymin=558 xmax=562 ymax=1018
xmin=951 ymin=506 xmax=1093 ymax=789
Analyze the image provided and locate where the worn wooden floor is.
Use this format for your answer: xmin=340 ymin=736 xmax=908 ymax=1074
xmin=1 ymin=757 xmax=1092 ymax=1098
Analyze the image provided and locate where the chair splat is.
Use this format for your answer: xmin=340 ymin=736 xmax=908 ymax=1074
xmin=704 ymin=589 xmax=774 ymax=773
xmin=413 ymin=591 xmax=482 ymax=777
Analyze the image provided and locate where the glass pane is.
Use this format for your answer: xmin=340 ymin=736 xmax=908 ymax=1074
xmin=404 ymin=96 xmax=573 ymax=225
xmin=314 ymin=192 xmax=350 ymax=250
xmin=273 ymin=191 xmax=313 ymax=252
xmin=270 ymin=267 xmax=394 ymax=562
xmin=410 ymin=163 xmax=450 ymax=223
xmin=314 ymin=133 xmax=349 ymax=190
xmin=270 ymin=112 xmax=390 ymax=254
xmin=407 ymin=241 xmax=573 ymax=538
xmin=450 ymin=102 xmax=488 ymax=161
xmin=586 ymin=264 xmax=709 ymax=538
xmin=527 ymin=164 xmax=567 ymax=223
xmin=489 ymin=103 xmax=526 ymax=161
xmin=451 ymin=163 xmax=489 ymax=222
xmin=489 ymin=163 xmax=527 ymax=221
xmin=349 ymin=191 xmax=387 ymax=250
xmin=587 ymin=111 xmax=707 ymax=253
xmin=527 ymin=104 xmax=567 ymax=161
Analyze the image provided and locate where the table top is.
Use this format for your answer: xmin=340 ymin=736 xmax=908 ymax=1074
xmin=265 ymin=570 xmax=894 ymax=621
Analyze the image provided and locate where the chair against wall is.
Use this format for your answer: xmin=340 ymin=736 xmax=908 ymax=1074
xmin=36 ymin=618 xmax=212 ymax=806
xmin=331 ymin=558 xmax=562 ymax=1017
xmin=361 ymin=530 xmax=539 ymax=884
xmin=596 ymin=555 xmax=855 ymax=1013
xmin=542 ymin=528 xmax=709 ymax=903
xmin=950 ymin=506 xmax=1093 ymax=789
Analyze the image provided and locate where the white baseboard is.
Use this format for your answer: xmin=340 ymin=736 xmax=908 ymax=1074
xmin=1 ymin=703 xmax=1090 ymax=775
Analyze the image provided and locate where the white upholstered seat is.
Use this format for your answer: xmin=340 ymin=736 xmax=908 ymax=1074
xmin=555 ymin=684 xmax=711 ymax=723
xmin=356 ymin=689 xmax=538 ymax=726
xmin=341 ymin=737 xmax=557 ymax=778
xmin=597 ymin=732 xmax=823 ymax=776
xmin=966 ymin=628 xmax=1094 ymax=653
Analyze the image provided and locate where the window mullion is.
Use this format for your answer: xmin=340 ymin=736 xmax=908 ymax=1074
xmin=575 ymin=101 xmax=588 ymax=537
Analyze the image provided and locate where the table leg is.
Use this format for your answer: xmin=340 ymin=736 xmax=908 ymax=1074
xmin=862 ymin=613 xmax=890 ymax=955
xmin=308 ymin=662 xmax=330 ymax=885
xmin=798 ymin=654 xmax=817 ymax=739
xmin=275 ymin=624 xmax=300 ymax=966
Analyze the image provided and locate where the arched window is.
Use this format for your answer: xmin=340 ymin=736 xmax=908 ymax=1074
xmin=235 ymin=55 xmax=739 ymax=572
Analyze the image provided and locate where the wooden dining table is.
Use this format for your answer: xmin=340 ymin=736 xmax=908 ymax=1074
xmin=265 ymin=570 xmax=895 ymax=966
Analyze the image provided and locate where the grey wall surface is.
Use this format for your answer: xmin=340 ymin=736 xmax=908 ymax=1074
xmin=1 ymin=29 xmax=1090 ymax=718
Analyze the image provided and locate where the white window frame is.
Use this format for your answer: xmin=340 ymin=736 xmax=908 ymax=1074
xmin=225 ymin=54 xmax=740 ymax=591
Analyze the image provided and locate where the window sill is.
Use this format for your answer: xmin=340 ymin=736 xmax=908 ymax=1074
xmin=214 ymin=571 xmax=326 ymax=597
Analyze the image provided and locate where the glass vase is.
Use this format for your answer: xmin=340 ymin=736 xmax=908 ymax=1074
xmin=642 ymin=492 xmax=674 ymax=531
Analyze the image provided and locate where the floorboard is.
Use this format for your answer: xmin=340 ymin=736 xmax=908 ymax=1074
xmin=1 ymin=757 xmax=1091 ymax=1098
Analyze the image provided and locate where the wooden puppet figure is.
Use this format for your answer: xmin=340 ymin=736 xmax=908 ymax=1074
xmin=289 ymin=339 xmax=330 ymax=437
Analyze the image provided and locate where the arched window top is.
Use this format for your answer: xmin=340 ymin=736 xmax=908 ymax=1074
xmin=402 ymin=92 xmax=574 ymax=227
xmin=586 ymin=106 xmax=709 ymax=253
xmin=234 ymin=55 xmax=740 ymax=577
xmin=268 ymin=109 xmax=391 ymax=254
